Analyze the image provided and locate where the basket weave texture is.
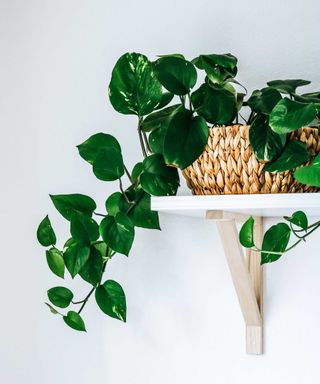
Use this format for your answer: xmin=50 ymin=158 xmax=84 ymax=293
xmin=182 ymin=125 xmax=320 ymax=195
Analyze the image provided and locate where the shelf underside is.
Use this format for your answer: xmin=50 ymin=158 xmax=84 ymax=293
xmin=151 ymin=193 xmax=320 ymax=218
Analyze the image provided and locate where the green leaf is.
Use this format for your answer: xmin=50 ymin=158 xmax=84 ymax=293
xmin=109 ymin=52 xmax=162 ymax=116
xmin=157 ymin=53 xmax=185 ymax=59
xmin=155 ymin=92 xmax=174 ymax=110
xmin=148 ymin=126 xmax=166 ymax=155
xmin=236 ymin=92 xmax=245 ymax=112
xmin=302 ymin=91 xmax=320 ymax=99
xmin=163 ymin=107 xmax=208 ymax=169
xmin=129 ymin=192 xmax=160 ymax=229
xmin=92 ymin=242 xmax=108 ymax=258
xmin=247 ymin=87 xmax=282 ymax=114
xmin=79 ymin=246 xmax=104 ymax=287
xmin=141 ymin=105 xmax=181 ymax=133
xmin=77 ymin=133 xmax=121 ymax=165
xmin=45 ymin=302 xmax=60 ymax=315
xmin=269 ymin=98 xmax=318 ymax=134
xmin=131 ymin=162 xmax=143 ymax=184
xmin=261 ymin=223 xmax=291 ymax=264
xmin=95 ymin=280 xmax=126 ymax=321
xmin=106 ymin=189 xmax=160 ymax=230
xmin=63 ymin=311 xmax=86 ymax=332
xmin=191 ymin=83 xmax=237 ymax=125
xmin=37 ymin=215 xmax=56 ymax=247
xmin=293 ymin=93 xmax=320 ymax=105
xmin=64 ymin=243 xmax=90 ymax=278
xmin=47 ymin=287 xmax=73 ymax=308
xmin=263 ymin=141 xmax=308 ymax=173
xmin=294 ymin=154 xmax=320 ymax=187
xmin=249 ymin=115 xmax=286 ymax=161
xmin=284 ymin=211 xmax=308 ymax=230
xmin=99 ymin=213 xmax=134 ymax=256
xmin=50 ymin=194 xmax=96 ymax=221
xmin=239 ymin=217 xmax=255 ymax=248
xmin=92 ymin=147 xmax=124 ymax=181
xmin=153 ymin=56 xmax=197 ymax=95
xmin=46 ymin=248 xmax=65 ymax=278
xmin=267 ymin=79 xmax=310 ymax=95
xmin=140 ymin=154 xmax=180 ymax=196
xmin=106 ymin=192 xmax=125 ymax=216
xmin=192 ymin=53 xmax=237 ymax=84
xmin=70 ymin=212 xmax=99 ymax=243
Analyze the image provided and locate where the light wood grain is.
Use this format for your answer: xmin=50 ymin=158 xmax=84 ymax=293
xmin=207 ymin=211 xmax=264 ymax=354
xmin=246 ymin=219 xmax=264 ymax=354
xmin=216 ymin=219 xmax=262 ymax=327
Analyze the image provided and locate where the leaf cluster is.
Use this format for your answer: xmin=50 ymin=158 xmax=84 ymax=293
xmin=38 ymin=51 xmax=320 ymax=332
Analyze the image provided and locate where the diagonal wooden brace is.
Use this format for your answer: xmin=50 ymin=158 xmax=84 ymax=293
xmin=206 ymin=210 xmax=264 ymax=355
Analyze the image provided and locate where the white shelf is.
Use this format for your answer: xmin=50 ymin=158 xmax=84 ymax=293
xmin=151 ymin=193 xmax=320 ymax=218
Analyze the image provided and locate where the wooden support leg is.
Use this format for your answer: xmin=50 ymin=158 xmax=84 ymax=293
xmin=206 ymin=211 xmax=264 ymax=355
xmin=246 ymin=219 xmax=263 ymax=354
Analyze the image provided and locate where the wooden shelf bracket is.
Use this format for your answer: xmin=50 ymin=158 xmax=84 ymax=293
xmin=206 ymin=210 xmax=264 ymax=355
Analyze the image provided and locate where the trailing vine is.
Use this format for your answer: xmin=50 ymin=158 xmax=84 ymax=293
xmin=37 ymin=52 xmax=320 ymax=331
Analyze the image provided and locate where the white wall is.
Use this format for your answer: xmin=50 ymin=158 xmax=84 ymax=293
xmin=1 ymin=0 xmax=320 ymax=383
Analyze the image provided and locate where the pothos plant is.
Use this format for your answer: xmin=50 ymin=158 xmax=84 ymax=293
xmin=37 ymin=52 xmax=320 ymax=332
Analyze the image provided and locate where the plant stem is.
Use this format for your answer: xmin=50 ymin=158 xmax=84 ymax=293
xmin=119 ymin=178 xmax=130 ymax=203
xmin=179 ymin=95 xmax=186 ymax=107
xmin=77 ymin=287 xmax=95 ymax=315
xmin=138 ymin=117 xmax=147 ymax=158
xmin=94 ymin=212 xmax=106 ymax=217
xmin=76 ymin=248 xmax=110 ymax=314
xmin=187 ymin=92 xmax=193 ymax=111
xmin=124 ymin=165 xmax=133 ymax=183
xmin=142 ymin=130 xmax=152 ymax=154
xmin=247 ymin=111 xmax=254 ymax=125
xmin=251 ymin=222 xmax=320 ymax=256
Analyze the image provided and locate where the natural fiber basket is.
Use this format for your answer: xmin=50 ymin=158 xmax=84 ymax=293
xmin=182 ymin=125 xmax=320 ymax=195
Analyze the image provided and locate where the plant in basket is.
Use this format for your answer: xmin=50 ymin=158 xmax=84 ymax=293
xmin=37 ymin=52 xmax=320 ymax=331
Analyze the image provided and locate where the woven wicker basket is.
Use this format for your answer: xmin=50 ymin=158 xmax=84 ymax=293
xmin=182 ymin=125 xmax=320 ymax=195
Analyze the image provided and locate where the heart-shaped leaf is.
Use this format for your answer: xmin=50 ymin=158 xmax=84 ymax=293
xmin=269 ymin=98 xmax=318 ymax=134
xmin=249 ymin=115 xmax=286 ymax=161
xmin=140 ymin=154 xmax=179 ymax=196
xmin=47 ymin=287 xmax=73 ymax=308
xmin=46 ymin=248 xmax=65 ymax=278
xmin=109 ymin=52 xmax=162 ymax=116
xmin=239 ymin=216 xmax=255 ymax=248
xmin=99 ymin=213 xmax=134 ymax=256
xmin=163 ymin=107 xmax=208 ymax=169
xmin=37 ymin=215 xmax=56 ymax=247
xmin=263 ymin=140 xmax=308 ymax=173
xmin=64 ymin=243 xmax=90 ymax=278
xmin=284 ymin=211 xmax=308 ymax=230
xmin=63 ymin=311 xmax=86 ymax=332
xmin=70 ymin=212 xmax=99 ymax=243
xmin=261 ymin=223 xmax=291 ymax=264
xmin=247 ymin=87 xmax=282 ymax=114
xmin=153 ymin=56 xmax=197 ymax=95
xmin=77 ymin=133 xmax=121 ymax=164
xmin=50 ymin=194 xmax=96 ymax=221
xmin=191 ymin=83 xmax=237 ymax=125
xmin=95 ymin=280 xmax=126 ymax=321
xmin=92 ymin=147 xmax=124 ymax=181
